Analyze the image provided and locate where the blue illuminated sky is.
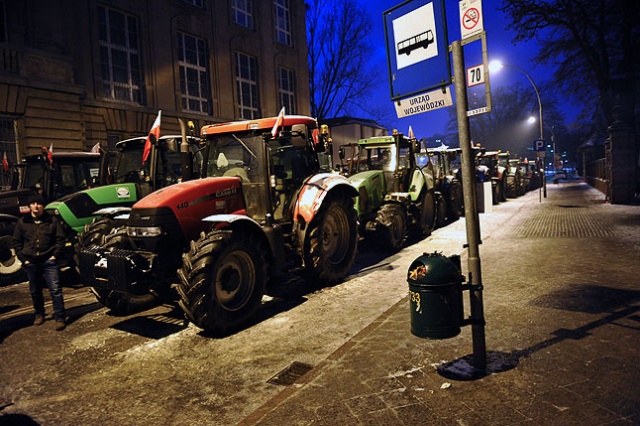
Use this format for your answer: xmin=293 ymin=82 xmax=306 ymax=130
xmin=354 ymin=0 xmax=577 ymax=142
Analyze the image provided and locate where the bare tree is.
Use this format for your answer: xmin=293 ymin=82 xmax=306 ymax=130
xmin=501 ymin=0 xmax=640 ymax=133
xmin=306 ymin=0 xmax=379 ymax=121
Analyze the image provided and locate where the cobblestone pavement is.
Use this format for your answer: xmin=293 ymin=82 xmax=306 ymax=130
xmin=241 ymin=181 xmax=640 ymax=426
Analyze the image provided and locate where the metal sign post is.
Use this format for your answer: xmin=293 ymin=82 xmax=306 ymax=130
xmin=452 ymin=40 xmax=487 ymax=374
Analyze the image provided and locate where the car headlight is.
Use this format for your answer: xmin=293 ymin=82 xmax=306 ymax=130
xmin=126 ymin=226 xmax=163 ymax=237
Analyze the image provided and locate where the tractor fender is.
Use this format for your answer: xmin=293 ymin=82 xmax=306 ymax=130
xmin=409 ymin=169 xmax=435 ymax=202
xmin=0 ymin=213 xmax=20 ymax=223
xmin=201 ymin=213 xmax=275 ymax=265
xmin=293 ymin=173 xmax=357 ymax=225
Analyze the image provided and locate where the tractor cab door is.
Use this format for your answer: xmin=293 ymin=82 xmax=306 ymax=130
xmin=269 ymin=133 xmax=313 ymax=222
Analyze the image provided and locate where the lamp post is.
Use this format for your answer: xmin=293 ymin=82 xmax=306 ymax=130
xmin=489 ymin=60 xmax=546 ymax=197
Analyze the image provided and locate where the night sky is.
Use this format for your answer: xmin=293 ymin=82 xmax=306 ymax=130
xmin=354 ymin=0 xmax=578 ymax=143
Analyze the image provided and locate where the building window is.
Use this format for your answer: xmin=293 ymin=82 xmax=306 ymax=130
xmin=98 ymin=6 xmax=143 ymax=104
xmin=178 ymin=32 xmax=211 ymax=114
xmin=278 ymin=67 xmax=296 ymax=115
xmin=274 ymin=0 xmax=291 ymax=46
xmin=232 ymin=0 xmax=253 ymax=30
xmin=0 ymin=117 xmax=17 ymax=189
xmin=0 ymin=1 xmax=7 ymax=43
xmin=181 ymin=0 xmax=203 ymax=7
xmin=235 ymin=52 xmax=260 ymax=119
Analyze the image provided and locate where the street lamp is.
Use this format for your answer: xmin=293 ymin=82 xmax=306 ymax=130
xmin=489 ymin=60 xmax=543 ymax=140
xmin=490 ymin=60 xmax=546 ymax=197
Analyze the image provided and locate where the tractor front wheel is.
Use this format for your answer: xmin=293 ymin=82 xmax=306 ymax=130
xmin=375 ymin=203 xmax=406 ymax=251
xmin=0 ymin=222 xmax=26 ymax=285
xmin=177 ymin=229 xmax=267 ymax=335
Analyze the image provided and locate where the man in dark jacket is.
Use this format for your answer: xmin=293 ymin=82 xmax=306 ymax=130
xmin=12 ymin=194 xmax=67 ymax=330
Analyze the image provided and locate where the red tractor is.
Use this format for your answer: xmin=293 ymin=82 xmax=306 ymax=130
xmin=79 ymin=115 xmax=359 ymax=334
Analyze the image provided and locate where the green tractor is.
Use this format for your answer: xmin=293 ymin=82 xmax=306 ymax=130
xmin=338 ymin=132 xmax=437 ymax=251
xmin=45 ymin=133 xmax=203 ymax=282
xmin=0 ymin=150 xmax=105 ymax=284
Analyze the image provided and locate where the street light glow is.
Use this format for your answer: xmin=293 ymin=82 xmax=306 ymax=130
xmin=489 ymin=60 xmax=504 ymax=73
xmin=527 ymin=116 xmax=536 ymax=124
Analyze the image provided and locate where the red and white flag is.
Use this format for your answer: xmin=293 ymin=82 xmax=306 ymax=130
xmin=2 ymin=152 xmax=9 ymax=172
xmin=408 ymin=125 xmax=415 ymax=139
xmin=41 ymin=145 xmax=53 ymax=165
xmin=271 ymin=107 xmax=285 ymax=139
xmin=90 ymin=142 xmax=101 ymax=153
xmin=143 ymin=110 xmax=161 ymax=164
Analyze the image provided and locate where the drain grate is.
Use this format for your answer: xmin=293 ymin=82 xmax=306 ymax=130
xmin=267 ymin=361 xmax=313 ymax=386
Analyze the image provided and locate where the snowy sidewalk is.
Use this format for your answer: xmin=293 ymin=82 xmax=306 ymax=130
xmin=240 ymin=182 xmax=640 ymax=425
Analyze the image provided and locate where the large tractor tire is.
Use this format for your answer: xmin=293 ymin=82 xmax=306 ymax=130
xmin=0 ymin=222 xmax=26 ymax=285
xmin=90 ymin=227 xmax=158 ymax=314
xmin=506 ymin=177 xmax=517 ymax=198
xmin=418 ymin=189 xmax=437 ymax=237
xmin=76 ymin=217 xmax=117 ymax=252
xmin=177 ymin=229 xmax=267 ymax=335
xmin=499 ymin=178 xmax=507 ymax=202
xmin=303 ymin=192 xmax=358 ymax=286
xmin=447 ymin=181 xmax=464 ymax=221
xmin=375 ymin=203 xmax=407 ymax=251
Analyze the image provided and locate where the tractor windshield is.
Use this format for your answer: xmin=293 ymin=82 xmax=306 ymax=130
xmin=114 ymin=137 xmax=200 ymax=192
xmin=22 ymin=161 xmax=47 ymax=190
xmin=359 ymin=144 xmax=397 ymax=172
xmin=205 ymin=133 xmax=269 ymax=220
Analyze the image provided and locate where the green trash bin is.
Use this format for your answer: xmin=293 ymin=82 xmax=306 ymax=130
xmin=407 ymin=252 xmax=464 ymax=339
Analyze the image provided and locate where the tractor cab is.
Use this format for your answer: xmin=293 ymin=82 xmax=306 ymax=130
xmin=113 ymin=135 xmax=203 ymax=198
xmin=353 ymin=134 xmax=422 ymax=193
xmin=202 ymin=117 xmax=323 ymax=223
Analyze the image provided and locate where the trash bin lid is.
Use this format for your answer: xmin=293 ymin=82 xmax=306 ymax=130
xmin=407 ymin=252 xmax=461 ymax=284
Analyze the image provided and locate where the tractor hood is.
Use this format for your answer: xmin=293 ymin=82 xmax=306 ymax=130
xmin=46 ymin=183 xmax=140 ymax=233
xmin=347 ymin=170 xmax=386 ymax=217
xmin=348 ymin=170 xmax=384 ymax=188
xmin=130 ymin=177 xmax=246 ymax=243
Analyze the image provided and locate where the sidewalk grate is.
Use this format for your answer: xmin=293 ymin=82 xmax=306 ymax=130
xmin=267 ymin=361 xmax=314 ymax=386
xmin=509 ymin=206 xmax=618 ymax=238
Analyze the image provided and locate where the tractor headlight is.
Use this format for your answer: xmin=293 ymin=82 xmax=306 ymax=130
xmin=126 ymin=226 xmax=163 ymax=237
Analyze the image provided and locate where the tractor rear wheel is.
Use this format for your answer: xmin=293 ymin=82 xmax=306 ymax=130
xmin=376 ymin=203 xmax=406 ymax=251
xmin=90 ymin=227 xmax=158 ymax=314
xmin=447 ymin=181 xmax=463 ymax=221
xmin=303 ymin=192 xmax=358 ymax=285
xmin=177 ymin=229 xmax=267 ymax=335
xmin=418 ymin=189 xmax=436 ymax=237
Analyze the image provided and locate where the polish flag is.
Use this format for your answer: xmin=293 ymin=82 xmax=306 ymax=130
xmin=143 ymin=110 xmax=161 ymax=164
xmin=271 ymin=107 xmax=285 ymax=139
xmin=41 ymin=145 xmax=53 ymax=165
xmin=408 ymin=125 xmax=415 ymax=139
xmin=2 ymin=152 xmax=8 ymax=172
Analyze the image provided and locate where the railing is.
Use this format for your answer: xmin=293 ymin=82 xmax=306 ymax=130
xmin=585 ymin=158 xmax=607 ymax=195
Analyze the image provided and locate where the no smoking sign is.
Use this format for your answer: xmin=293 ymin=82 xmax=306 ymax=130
xmin=459 ymin=0 xmax=484 ymax=40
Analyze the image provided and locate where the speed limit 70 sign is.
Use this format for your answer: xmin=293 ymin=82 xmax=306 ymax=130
xmin=466 ymin=64 xmax=484 ymax=87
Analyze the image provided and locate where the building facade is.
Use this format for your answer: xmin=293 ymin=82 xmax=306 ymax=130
xmin=0 ymin=0 xmax=310 ymax=168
